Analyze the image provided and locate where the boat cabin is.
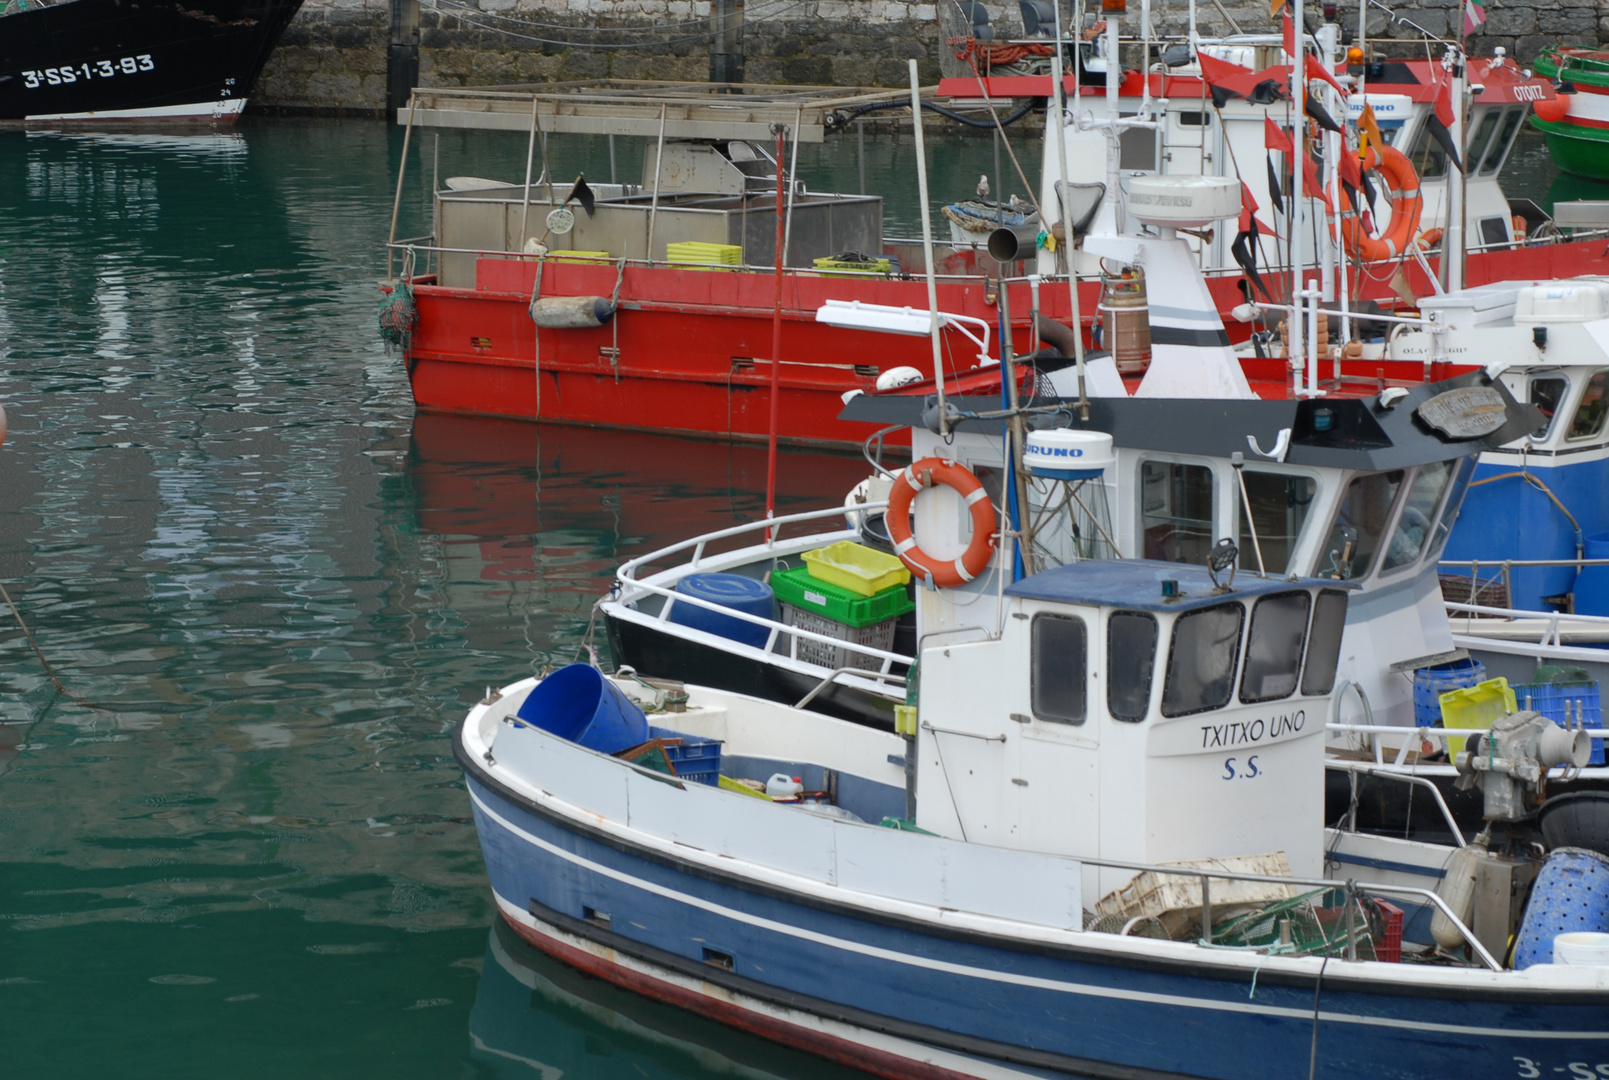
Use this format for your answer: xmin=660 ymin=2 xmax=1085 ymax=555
xmin=915 ymin=560 xmax=1351 ymax=895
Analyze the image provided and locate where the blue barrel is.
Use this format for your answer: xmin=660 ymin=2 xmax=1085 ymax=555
xmin=1574 ymin=532 xmax=1609 ymax=617
xmin=668 ymin=573 xmax=774 ymax=650
xmin=1513 ymin=847 xmax=1609 ymax=969
xmin=1412 ymin=657 xmax=1486 ymax=727
xmin=515 ymin=663 xmax=648 ymax=755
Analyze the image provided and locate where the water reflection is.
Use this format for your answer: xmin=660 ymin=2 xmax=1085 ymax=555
xmin=470 ymin=919 xmax=865 ymax=1080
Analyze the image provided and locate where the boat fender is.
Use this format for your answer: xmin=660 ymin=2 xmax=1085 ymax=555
xmin=886 ymin=457 xmax=997 ymax=589
xmin=530 ymin=296 xmax=616 ymax=329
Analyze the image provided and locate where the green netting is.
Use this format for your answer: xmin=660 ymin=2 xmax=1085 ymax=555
xmin=1208 ymin=888 xmax=1385 ymax=958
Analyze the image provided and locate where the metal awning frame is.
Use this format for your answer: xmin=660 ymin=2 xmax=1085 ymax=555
xmin=396 ymin=79 xmax=929 ymax=142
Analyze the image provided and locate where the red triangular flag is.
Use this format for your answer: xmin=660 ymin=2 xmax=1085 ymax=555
xmin=1305 ymin=53 xmax=1347 ymax=96
xmin=1337 ymin=145 xmax=1363 ymax=191
xmin=1302 ymin=156 xmax=1333 ymax=212
xmin=1264 ymin=116 xmax=1294 ymax=155
xmin=1434 ymin=72 xmax=1455 ymax=127
xmin=1282 ymin=7 xmax=1298 ymax=57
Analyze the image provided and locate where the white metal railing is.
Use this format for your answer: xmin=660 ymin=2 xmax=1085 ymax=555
xmin=1444 ymin=599 xmax=1609 ymax=648
xmin=613 ymin=501 xmax=915 ymax=680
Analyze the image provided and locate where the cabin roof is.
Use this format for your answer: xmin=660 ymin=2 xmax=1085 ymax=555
xmin=840 ymin=372 xmax=1543 ymax=471
xmin=1005 ymin=559 xmax=1349 ymax=611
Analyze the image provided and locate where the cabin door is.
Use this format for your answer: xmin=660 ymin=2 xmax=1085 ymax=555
xmin=1013 ymin=611 xmax=1100 ymax=859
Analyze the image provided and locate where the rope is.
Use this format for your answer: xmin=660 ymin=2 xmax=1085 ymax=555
xmin=0 ymin=578 xmax=108 ymax=712
xmin=529 ymin=254 xmax=547 ymax=416
xmin=608 ymin=256 xmax=627 ymax=384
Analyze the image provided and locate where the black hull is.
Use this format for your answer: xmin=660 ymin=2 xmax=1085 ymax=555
xmin=0 ymin=0 xmax=304 ymax=122
xmin=605 ymin=614 xmax=903 ymax=732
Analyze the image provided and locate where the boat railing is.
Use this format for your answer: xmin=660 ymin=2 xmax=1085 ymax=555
xmin=613 ymin=501 xmax=915 ymax=678
xmin=1439 ymin=557 xmax=1609 ymax=618
xmin=383 ymin=238 xmax=1013 ymax=287
xmin=1443 ymin=597 xmax=1609 ymax=646
xmin=1324 ymin=759 xmax=1467 ymax=847
xmin=1075 ymin=851 xmax=1499 ymax=968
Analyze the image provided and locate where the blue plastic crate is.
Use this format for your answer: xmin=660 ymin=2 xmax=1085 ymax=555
xmin=1412 ymin=658 xmax=1486 ymax=727
xmin=649 ymin=725 xmax=722 ymax=786
xmin=1513 ymin=682 xmax=1604 ymax=766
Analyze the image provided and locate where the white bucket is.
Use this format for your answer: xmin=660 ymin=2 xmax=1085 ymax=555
xmin=1552 ymin=932 xmax=1609 ymax=967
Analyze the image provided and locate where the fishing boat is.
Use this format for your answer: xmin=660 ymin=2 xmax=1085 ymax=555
xmin=380 ymin=2 xmax=1609 ymax=448
xmin=459 ymin=550 xmax=1609 ymax=1080
xmin=0 ymin=0 xmax=303 ymax=124
xmin=1530 ymin=46 xmax=1609 ymax=181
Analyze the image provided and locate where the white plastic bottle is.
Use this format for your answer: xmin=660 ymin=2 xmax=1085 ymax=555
xmin=765 ymin=773 xmax=803 ymax=798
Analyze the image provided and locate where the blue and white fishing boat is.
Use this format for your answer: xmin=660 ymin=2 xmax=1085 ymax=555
xmin=458 ymin=542 xmax=1609 ymax=1079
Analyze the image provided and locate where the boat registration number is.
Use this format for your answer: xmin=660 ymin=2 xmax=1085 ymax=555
xmin=1515 ymin=1060 xmax=1609 ymax=1079
xmin=22 ymin=56 xmax=155 ymax=89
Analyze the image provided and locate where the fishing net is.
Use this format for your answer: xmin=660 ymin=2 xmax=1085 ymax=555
xmin=1209 ymin=888 xmax=1390 ymax=959
xmin=378 ymin=280 xmax=418 ymax=350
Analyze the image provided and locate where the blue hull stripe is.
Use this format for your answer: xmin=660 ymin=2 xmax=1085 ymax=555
xmin=470 ymin=783 xmax=1609 ymax=1043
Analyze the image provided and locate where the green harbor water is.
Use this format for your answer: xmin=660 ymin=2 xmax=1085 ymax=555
xmin=0 ymin=117 xmax=1592 ymax=1078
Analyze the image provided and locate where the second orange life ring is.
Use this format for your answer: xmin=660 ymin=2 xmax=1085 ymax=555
xmin=1332 ymin=143 xmax=1423 ymax=262
xmin=886 ymin=457 xmax=997 ymax=589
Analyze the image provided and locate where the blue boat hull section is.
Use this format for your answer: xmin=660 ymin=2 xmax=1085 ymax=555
xmin=466 ymin=773 xmax=1609 ymax=1080
xmin=1444 ymin=454 xmax=1609 ymax=611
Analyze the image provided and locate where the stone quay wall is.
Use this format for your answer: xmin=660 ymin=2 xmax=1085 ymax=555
xmin=252 ymin=0 xmax=1607 ymax=116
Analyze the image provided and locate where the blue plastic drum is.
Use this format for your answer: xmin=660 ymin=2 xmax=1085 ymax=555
xmin=1411 ymin=657 xmax=1486 ymax=727
xmin=668 ymin=572 xmax=774 ymax=650
xmin=1513 ymin=847 xmax=1609 ymax=969
xmin=515 ymin=663 xmax=648 ymax=755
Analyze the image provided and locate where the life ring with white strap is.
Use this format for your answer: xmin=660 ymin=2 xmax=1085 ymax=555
xmin=1331 ymin=143 xmax=1422 ymax=263
xmin=886 ymin=457 xmax=997 ymax=588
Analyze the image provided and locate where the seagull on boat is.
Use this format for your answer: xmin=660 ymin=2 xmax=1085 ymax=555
xmin=977 ymin=174 xmax=990 ymax=199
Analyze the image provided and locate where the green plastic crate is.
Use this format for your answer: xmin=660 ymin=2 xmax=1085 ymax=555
xmin=770 ymin=565 xmax=913 ymax=629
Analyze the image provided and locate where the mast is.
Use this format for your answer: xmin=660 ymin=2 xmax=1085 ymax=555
xmin=1288 ymin=0 xmax=1306 ymax=397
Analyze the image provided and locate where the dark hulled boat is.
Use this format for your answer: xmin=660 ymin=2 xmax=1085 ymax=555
xmin=0 ymin=0 xmax=303 ymax=123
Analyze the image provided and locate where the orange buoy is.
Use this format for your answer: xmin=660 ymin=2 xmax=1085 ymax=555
xmin=1332 ymin=144 xmax=1423 ymax=262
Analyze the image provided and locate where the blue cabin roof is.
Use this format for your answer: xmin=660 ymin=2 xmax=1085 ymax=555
xmin=1004 ymin=560 xmax=1353 ymax=612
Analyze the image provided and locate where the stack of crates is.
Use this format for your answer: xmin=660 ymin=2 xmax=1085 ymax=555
xmin=665 ymin=242 xmax=742 ymax=270
xmin=1514 ymin=666 xmax=1604 ymax=765
xmin=771 ymin=541 xmax=913 ymax=671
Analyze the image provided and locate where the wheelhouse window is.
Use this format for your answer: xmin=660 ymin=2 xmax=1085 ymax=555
xmin=1237 ymin=471 xmax=1317 ymax=576
xmin=1464 ymin=108 xmax=1503 ymax=178
xmin=1380 ymin=461 xmax=1454 ymax=573
xmin=1531 ymin=376 xmax=1569 ymax=439
xmin=1108 ymin=611 xmax=1158 ymax=722
xmin=1568 ymin=372 xmax=1609 ymax=442
xmin=1300 ymin=589 xmax=1350 ymax=696
xmin=1407 ymin=120 xmax=1447 ymax=180
xmin=1239 ymin=592 xmax=1310 ymax=704
xmin=1479 ymin=107 xmax=1523 ymax=176
xmin=1161 ymin=603 xmax=1244 ymax=718
xmin=1140 ymin=460 xmax=1216 ymax=564
xmin=1423 ymin=457 xmax=1476 ymax=565
xmin=1320 ymin=471 xmax=1404 ymax=580
xmin=1031 ymin=613 xmax=1087 ymax=725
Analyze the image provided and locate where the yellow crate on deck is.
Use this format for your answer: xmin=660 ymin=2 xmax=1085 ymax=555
xmin=802 ymin=541 xmax=911 ymax=597
xmin=548 ymin=250 xmax=614 ymax=264
xmin=666 ymin=242 xmax=742 ymax=268
xmin=1439 ymin=677 xmax=1518 ymax=756
xmin=813 ymin=255 xmax=892 ymax=276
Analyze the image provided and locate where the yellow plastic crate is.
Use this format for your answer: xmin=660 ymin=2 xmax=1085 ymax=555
xmin=1439 ymin=677 xmax=1517 ymax=756
xmin=666 ymin=241 xmax=742 ymax=266
xmin=548 ymin=250 xmax=613 ymax=264
xmin=802 ymin=541 xmax=911 ymax=597
xmin=813 ymin=255 xmax=892 ymax=276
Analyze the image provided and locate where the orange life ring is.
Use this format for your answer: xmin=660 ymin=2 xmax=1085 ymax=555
xmin=1413 ymin=227 xmax=1443 ymax=251
xmin=1332 ymin=143 xmax=1422 ymax=262
xmin=886 ymin=457 xmax=997 ymax=588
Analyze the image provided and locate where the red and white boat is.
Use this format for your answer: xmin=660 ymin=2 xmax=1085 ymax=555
xmin=383 ymin=33 xmax=1608 ymax=447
